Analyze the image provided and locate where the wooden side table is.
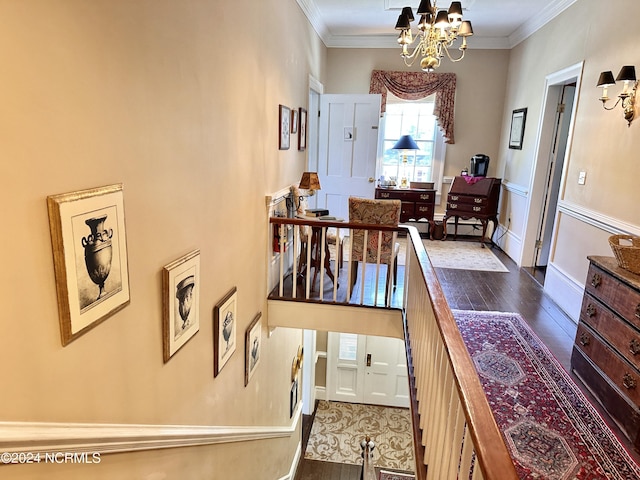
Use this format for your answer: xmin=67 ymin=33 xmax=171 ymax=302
xmin=375 ymin=187 xmax=436 ymax=238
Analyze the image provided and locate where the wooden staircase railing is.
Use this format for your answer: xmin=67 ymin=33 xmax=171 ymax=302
xmin=403 ymin=227 xmax=518 ymax=479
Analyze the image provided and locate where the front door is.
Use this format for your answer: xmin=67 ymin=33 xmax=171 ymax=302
xmin=317 ymin=94 xmax=382 ymax=220
xmin=326 ymin=332 xmax=409 ymax=408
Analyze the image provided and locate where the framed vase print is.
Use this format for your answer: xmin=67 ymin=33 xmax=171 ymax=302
xmin=244 ymin=312 xmax=262 ymax=386
xmin=298 ymin=108 xmax=307 ymax=151
xmin=47 ymin=184 xmax=130 ymax=346
xmin=279 ymin=104 xmax=290 ymax=150
xmin=162 ymin=250 xmax=200 ymax=362
xmin=213 ymin=286 xmax=237 ymax=377
xmin=508 ymin=108 xmax=527 ymax=149
xmin=291 ymin=108 xmax=298 ymax=134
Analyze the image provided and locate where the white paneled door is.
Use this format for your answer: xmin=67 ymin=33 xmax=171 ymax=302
xmin=317 ymin=94 xmax=382 ymax=220
xmin=326 ymin=332 xmax=409 ymax=408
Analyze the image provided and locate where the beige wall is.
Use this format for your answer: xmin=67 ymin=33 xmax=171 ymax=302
xmin=494 ymin=0 xmax=640 ymax=307
xmin=0 ymin=0 xmax=325 ymax=478
xmin=325 ymin=47 xmax=511 ymax=210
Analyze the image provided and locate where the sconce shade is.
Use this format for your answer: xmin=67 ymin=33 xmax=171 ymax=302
xmin=393 ymin=135 xmax=420 ymax=151
xmin=299 ymin=172 xmax=321 ymax=190
xmin=448 ymin=2 xmax=463 ymax=19
xmin=616 ymin=65 xmax=637 ymax=82
xmin=401 ymin=6 xmax=415 ymax=23
xmin=597 ymin=71 xmax=615 ymax=87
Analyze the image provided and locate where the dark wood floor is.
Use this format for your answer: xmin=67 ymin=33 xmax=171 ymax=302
xmin=293 ymin=241 xmax=640 ymax=479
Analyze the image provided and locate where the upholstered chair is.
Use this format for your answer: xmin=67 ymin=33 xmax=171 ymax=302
xmin=348 ymin=196 xmax=401 ymax=295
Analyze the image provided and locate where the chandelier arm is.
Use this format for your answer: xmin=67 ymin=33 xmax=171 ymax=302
xmin=600 ymin=98 xmax=622 ymax=111
xmin=442 ymin=45 xmax=466 ymax=63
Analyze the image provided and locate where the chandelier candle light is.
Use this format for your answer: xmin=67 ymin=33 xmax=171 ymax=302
xmin=395 ymin=0 xmax=473 ymax=72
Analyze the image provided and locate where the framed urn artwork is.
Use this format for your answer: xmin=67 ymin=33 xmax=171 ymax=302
xmin=298 ymin=108 xmax=307 ymax=151
xmin=47 ymin=183 xmax=130 ymax=346
xmin=244 ymin=312 xmax=262 ymax=386
xmin=279 ymin=104 xmax=290 ymax=150
xmin=291 ymin=108 xmax=298 ymax=134
xmin=213 ymin=286 xmax=238 ymax=377
xmin=162 ymin=250 xmax=201 ymax=362
xmin=508 ymin=108 xmax=527 ymax=150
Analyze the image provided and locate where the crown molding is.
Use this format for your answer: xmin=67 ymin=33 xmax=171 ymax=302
xmin=508 ymin=0 xmax=578 ymax=48
xmin=299 ymin=0 xmax=576 ymax=51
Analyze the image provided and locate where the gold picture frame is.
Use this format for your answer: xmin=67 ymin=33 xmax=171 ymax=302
xmin=47 ymin=184 xmax=130 ymax=346
xmin=244 ymin=312 xmax=262 ymax=386
xmin=162 ymin=250 xmax=201 ymax=362
xmin=214 ymin=286 xmax=238 ymax=377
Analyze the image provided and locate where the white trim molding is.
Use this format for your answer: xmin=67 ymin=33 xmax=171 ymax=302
xmin=502 ymin=180 xmax=529 ymax=198
xmin=558 ymin=200 xmax=640 ymax=236
xmin=0 ymin=406 xmax=303 ymax=457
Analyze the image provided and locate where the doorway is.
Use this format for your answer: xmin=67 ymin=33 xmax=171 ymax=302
xmin=326 ymin=332 xmax=409 ymax=408
xmin=520 ymin=62 xmax=583 ymax=272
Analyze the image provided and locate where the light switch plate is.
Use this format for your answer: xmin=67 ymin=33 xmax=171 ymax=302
xmin=578 ymin=171 xmax=586 ymax=185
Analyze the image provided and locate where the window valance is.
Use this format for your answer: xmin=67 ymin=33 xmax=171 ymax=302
xmin=369 ymin=69 xmax=457 ymax=144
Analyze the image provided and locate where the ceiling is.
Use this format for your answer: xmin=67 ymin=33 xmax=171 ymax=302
xmin=297 ymin=0 xmax=577 ymax=49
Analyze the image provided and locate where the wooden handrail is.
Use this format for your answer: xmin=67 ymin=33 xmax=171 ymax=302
xmin=405 ymin=226 xmax=517 ymax=479
xmin=269 ymin=216 xmax=403 ymax=233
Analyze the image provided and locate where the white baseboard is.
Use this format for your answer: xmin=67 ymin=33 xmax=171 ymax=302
xmin=315 ymin=386 xmax=326 ymax=401
xmin=544 ymin=262 xmax=583 ymax=323
xmin=278 ymin=441 xmax=302 ymax=480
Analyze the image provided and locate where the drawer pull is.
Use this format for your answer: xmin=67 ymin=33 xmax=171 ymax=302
xmin=636 ymin=304 xmax=640 ymax=319
xmin=450 ymin=195 xmax=459 ymax=201
xmin=381 ymin=193 xmax=390 ymax=198
xmin=630 ymin=339 xmax=640 ymax=356
xmin=623 ymin=373 xmax=637 ymax=390
xmin=474 ymin=198 xmax=483 ymax=204
xmin=579 ymin=332 xmax=590 ymax=347
xmin=450 ymin=204 xmax=458 ymax=209
xmin=473 ymin=206 xmax=482 ymax=212
xmin=585 ymin=303 xmax=596 ymax=317
xmin=590 ymin=273 xmax=601 ymax=288
xmin=420 ymin=194 xmax=430 ymax=200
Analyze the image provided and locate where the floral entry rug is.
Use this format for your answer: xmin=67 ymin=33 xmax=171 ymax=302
xmin=453 ymin=309 xmax=640 ymax=479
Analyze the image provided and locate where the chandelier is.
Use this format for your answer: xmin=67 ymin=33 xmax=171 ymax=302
xmin=395 ymin=1 xmax=473 ymax=72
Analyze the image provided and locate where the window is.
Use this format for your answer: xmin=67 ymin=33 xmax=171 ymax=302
xmin=377 ymin=94 xmax=446 ymax=194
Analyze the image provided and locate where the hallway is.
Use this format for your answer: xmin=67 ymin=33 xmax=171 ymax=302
xmin=295 ymin=242 xmax=640 ymax=479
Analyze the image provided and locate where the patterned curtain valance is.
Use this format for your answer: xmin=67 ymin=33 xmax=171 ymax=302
xmin=369 ymin=69 xmax=457 ymax=144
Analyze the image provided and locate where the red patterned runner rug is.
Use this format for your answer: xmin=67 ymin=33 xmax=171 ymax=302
xmin=453 ymin=310 xmax=640 ymax=479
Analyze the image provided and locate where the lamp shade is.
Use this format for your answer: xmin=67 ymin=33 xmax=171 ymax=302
xmin=434 ymin=10 xmax=450 ymax=28
xmin=616 ymin=65 xmax=637 ymax=82
xmin=458 ymin=20 xmax=473 ymax=36
xmin=395 ymin=12 xmax=411 ymax=30
xmin=448 ymin=2 xmax=463 ymax=20
xmin=393 ymin=135 xmax=419 ymax=150
xmin=299 ymin=172 xmax=321 ymax=190
xmin=417 ymin=0 xmax=433 ymax=15
xmin=596 ymin=71 xmax=615 ymax=87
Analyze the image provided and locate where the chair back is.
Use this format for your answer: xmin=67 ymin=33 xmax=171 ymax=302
xmin=348 ymin=197 xmax=401 ymax=264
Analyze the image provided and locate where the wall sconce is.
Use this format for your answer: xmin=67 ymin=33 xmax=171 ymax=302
xmin=597 ymin=65 xmax=638 ymax=126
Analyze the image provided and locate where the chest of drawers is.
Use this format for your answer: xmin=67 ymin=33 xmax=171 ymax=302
xmin=374 ymin=187 xmax=435 ymax=237
xmin=571 ymin=256 xmax=640 ymax=449
xmin=442 ymin=176 xmax=501 ymax=246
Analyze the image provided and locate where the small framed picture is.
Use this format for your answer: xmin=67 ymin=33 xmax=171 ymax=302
xmin=290 ymin=379 xmax=298 ymax=418
xmin=279 ymin=105 xmax=290 ymax=150
xmin=244 ymin=312 xmax=262 ymax=386
xmin=47 ymin=184 xmax=130 ymax=346
xmin=291 ymin=108 xmax=298 ymax=134
xmin=213 ymin=287 xmax=238 ymax=377
xmin=162 ymin=250 xmax=200 ymax=362
xmin=509 ymin=108 xmax=527 ymax=150
xmin=298 ymin=108 xmax=307 ymax=151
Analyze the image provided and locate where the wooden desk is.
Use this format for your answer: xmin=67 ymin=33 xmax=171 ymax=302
xmin=296 ymin=218 xmax=336 ymax=291
xmin=375 ymin=187 xmax=436 ymax=238
xmin=443 ymin=176 xmax=501 ymax=246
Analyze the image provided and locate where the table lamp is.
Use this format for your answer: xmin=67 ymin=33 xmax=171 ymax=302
xmin=392 ymin=135 xmax=419 ymax=189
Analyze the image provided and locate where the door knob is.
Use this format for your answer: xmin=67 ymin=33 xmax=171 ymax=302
xmin=368 ymin=177 xmax=375 ymax=183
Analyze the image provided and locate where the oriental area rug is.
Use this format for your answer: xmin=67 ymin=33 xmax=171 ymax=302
xmin=453 ymin=309 xmax=640 ymax=479
xmin=304 ymin=400 xmax=415 ymax=473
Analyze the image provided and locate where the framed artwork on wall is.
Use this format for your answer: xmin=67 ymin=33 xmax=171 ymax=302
xmin=162 ymin=250 xmax=200 ymax=362
xmin=244 ymin=312 xmax=262 ymax=386
xmin=298 ymin=108 xmax=307 ymax=151
xmin=291 ymin=108 xmax=298 ymax=134
xmin=509 ymin=108 xmax=527 ymax=150
xmin=213 ymin=286 xmax=238 ymax=377
xmin=47 ymin=183 xmax=130 ymax=346
xmin=279 ymin=105 xmax=290 ymax=150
